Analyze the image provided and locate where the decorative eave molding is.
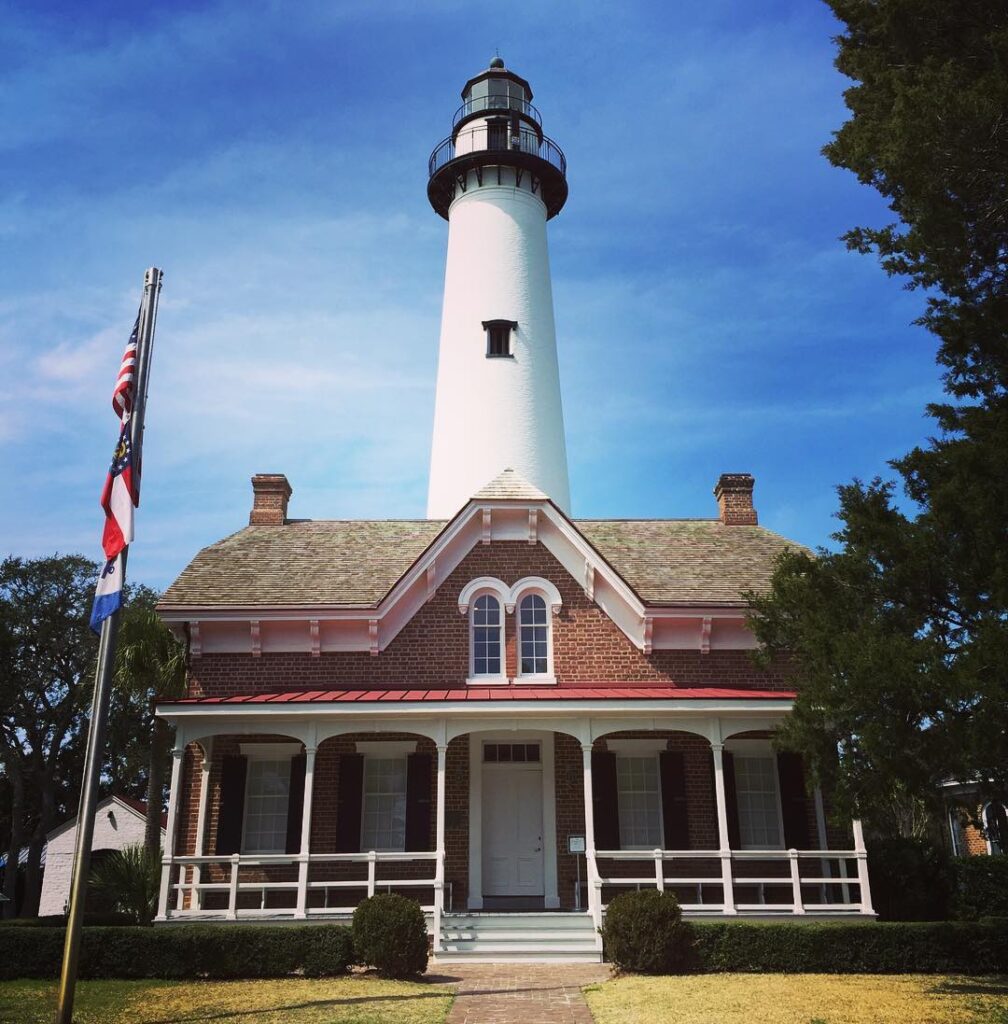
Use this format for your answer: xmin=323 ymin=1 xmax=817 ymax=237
xmin=160 ymin=498 xmax=758 ymax=656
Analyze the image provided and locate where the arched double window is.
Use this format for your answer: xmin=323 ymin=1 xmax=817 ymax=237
xmin=458 ymin=576 xmax=560 ymax=684
xmin=470 ymin=594 xmax=503 ymax=679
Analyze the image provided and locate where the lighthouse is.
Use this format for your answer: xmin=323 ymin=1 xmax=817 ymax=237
xmin=426 ymin=58 xmax=571 ymax=518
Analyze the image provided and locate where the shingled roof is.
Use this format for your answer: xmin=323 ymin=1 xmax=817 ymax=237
xmin=160 ymin=514 xmax=800 ymax=610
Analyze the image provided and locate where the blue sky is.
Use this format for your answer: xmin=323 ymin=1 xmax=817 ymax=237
xmin=2 ymin=1 xmax=941 ymax=593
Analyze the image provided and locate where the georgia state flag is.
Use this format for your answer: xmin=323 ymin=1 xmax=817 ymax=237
xmin=90 ymin=553 xmax=123 ymax=634
xmin=100 ymin=420 xmax=136 ymax=559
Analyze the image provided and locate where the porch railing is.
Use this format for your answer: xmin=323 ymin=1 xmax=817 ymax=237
xmin=590 ymin=846 xmax=873 ymax=921
xmin=162 ymin=850 xmax=442 ymax=923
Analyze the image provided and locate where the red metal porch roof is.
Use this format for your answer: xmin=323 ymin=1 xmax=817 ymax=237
xmin=163 ymin=686 xmax=796 ymax=706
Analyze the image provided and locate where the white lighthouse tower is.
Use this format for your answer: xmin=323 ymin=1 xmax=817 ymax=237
xmin=426 ymin=58 xmax=571 ymax=518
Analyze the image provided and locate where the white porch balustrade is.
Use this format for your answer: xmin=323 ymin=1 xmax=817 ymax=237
xmin=163 ymin=850 xmax=442 ymax=920
xmin=590 ymin=844 xmax=873 ymax=915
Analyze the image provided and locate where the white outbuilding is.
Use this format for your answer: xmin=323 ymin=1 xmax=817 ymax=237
xmin=38 ymin=795 xmax=165 ymax=917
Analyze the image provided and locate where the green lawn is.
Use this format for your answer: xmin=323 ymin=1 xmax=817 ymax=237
xmin=0 ymin=976 xmax=454 ymax=1024
xmin=583 ymin=974 xmax=1008 ymax=1024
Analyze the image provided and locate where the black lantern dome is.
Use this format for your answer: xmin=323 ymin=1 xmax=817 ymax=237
xmin=427 ymin=59 xmax=568 ymax=220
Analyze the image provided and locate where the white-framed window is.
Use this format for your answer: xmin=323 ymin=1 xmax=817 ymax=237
xmin=361 ymin=756 xmax=408 ymax=852
xmin=470 ymin=593 xmax=504 ymax=678
xmin=242 ymin=757 xmax=292 ymax=854
xmin=733 ymin=752 xmax=784 ymax=849
xmin=518 ymin=593 xmax=550 ymax=676
xmin=616 ymin=755 xmax=663 ymax=849
xmin=983 ymin=802 xmax=1006 ymax=855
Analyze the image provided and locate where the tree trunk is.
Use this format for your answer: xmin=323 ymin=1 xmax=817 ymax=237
xmin=145 ymin=717 xmax=171 ymax=853
xmin=21 ymin=768 xmax=56 ymax=919
xmin=2 ymin=758 xmax=25 ymax=918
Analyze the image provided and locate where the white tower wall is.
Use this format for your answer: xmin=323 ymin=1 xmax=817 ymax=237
xmin=427 ymin=177 xmax=571 ymax=518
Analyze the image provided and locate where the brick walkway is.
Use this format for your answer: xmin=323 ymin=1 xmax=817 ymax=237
xmin=436 ymin=963 xmax=612 ymax=1024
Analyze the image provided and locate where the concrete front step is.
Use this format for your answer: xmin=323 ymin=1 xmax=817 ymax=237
xmin=437 ymin=911 xmax=601 ymax=962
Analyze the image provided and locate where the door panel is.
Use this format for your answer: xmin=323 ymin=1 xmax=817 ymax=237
xmin=482 ymin=767 xmax=544 ymax=896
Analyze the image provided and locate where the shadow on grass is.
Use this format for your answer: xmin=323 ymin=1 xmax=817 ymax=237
xmin=930 ymin=978 xmax=1008 ymax=997
xmin=141 ymin=990 xmax=451 ymax=1024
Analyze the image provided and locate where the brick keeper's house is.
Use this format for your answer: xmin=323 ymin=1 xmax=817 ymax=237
xmin=153 ymin=58 xmax=875 ymax=961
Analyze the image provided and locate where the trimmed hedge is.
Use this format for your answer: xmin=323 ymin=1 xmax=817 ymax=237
xmin=0 ymin=923 xmax=354 ymax=980
xmin=0 ymin=913 xmax=135 ymax=929
xmin=689 ymin=920 xmax=1008 ymax=974
xmin=951 ymin=855 xmax=1008 ymax=921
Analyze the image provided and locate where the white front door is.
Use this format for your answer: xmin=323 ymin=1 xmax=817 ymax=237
xmin=482 ymin=765 xmax=545 ymax=896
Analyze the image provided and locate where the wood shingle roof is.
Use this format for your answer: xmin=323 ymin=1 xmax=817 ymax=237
xmin=161 ymin=516 xmax=801 ymax=610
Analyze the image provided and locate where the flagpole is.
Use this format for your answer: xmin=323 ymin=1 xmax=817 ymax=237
xmin=55 ymin=268 xmax=163 ymax=1024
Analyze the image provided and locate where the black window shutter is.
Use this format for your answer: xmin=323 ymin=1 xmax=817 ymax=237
xmin=591 ymin=751 xmax=620 ymax=851
xmin=404 ymin=753 xmax=433 ymax=852
xmin=777 ymin=751 xmax=811 ymax=849
xmin=285 ymin=752 xmax=307 ymax=854
xmin=660 ymin=750 xmax=689 ymax=850
xmin=215 ymin=755 xmax=247 ymax=855
xmin=336 ymin=753 xmax=364 ymax=853
xmin=722 ymin=750 xmax=741 ymax=850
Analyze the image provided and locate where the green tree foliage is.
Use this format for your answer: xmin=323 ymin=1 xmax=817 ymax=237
xmin=0 ymin=555 xmax=99 ymax=917
xmin=748 ymin=1 xmax=1008 ymax=829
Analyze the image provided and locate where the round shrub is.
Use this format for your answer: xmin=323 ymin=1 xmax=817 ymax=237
xmin=601 ymin=889 xmax=692 ymax=973
xmin=352 ymin=894 xmax=428 ymax=978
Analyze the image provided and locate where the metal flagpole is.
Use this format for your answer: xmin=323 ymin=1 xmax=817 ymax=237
xmin=55 ymin=267 xmax=163 ymax=1024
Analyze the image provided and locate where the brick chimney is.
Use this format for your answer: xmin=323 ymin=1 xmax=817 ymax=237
xmin=250 ymin=474 xmax=292 ymax=525
xmin=714 ymin=473 xmax=757 ymax=526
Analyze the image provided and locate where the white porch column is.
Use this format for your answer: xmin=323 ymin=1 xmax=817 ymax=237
xmin=295 ymin=746 xmax=317 ymax=918
xmin=581 ymin=742 xmax=603 ymax=940
xmin=433 ymin=743 xmax=447 ymax=951
xmin=155 ymin=745 xmax=185 ymax=922
xmin=852 ymin=818 xmax=875 ymax=915
xmin=189 ymin=746 xmax=213 ymax=911
xmin=710 ymin=742 xmax=737 ymax=915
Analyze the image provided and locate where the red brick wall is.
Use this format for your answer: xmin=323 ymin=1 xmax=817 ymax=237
xmin=186 ymin=542 xmax=790 ymax=697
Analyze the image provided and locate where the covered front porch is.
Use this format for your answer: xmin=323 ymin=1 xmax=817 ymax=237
xmin=154 ymin=692 xmax=874 ymax=955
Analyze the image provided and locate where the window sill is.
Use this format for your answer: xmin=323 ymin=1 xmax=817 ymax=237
xmin=513 ymin=675 xmax=557 ymax=686
xmin=466 ymin=677 xmax=510 ymax=686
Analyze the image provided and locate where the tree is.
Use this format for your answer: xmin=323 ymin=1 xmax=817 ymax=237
xmin=112 ymin=593 xmax=187 ymax=851
xmin=0 ymin=555 xmax=99 ymax=917
xmin=88 ymin=842 xmax=161 ymax=925
xmin=747 ymin=1 xmax=1008 ymax=830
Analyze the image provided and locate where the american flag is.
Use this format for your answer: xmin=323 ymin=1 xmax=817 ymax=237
xmin=111 ymin=312 xmax=140 ymax=419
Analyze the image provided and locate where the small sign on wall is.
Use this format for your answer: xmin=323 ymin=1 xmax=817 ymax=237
xmin=568 ymin=835 xmax=586 ymax=854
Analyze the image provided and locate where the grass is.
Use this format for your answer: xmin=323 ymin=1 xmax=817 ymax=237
xmin=583 ymin=974 xmax=1008 ymax=1024
xmin=0 ymin=976 xmax=454 ymax=1024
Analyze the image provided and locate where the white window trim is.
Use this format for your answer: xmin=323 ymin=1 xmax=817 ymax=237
xmin=607 ymin=739 xmax=668 ymax=756
xmin=240 ymin=753 xmax=295 ymax=855
xmin=614 ymin=752 xmax=665 ymax=851
xmin=240 ymin=742 xmax=302 ymax=760
xmin=359 ymin=750 xmax=411 ymax=853
xmin=983 ymin=801 xmax=1006 ymax=855
xmin=355 ymin=741 xmax=417 ymax=758
xmin=725 ymin=738 xmax=785 ymax=851
xmin=512 ymin=579 xmax=560 ymax=685
xmin=466 ymin=585 xmax=507 ymax=685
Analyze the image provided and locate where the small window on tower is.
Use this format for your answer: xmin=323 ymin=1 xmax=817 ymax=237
xmin=483 ymin=319 xmax=517 ymax=358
